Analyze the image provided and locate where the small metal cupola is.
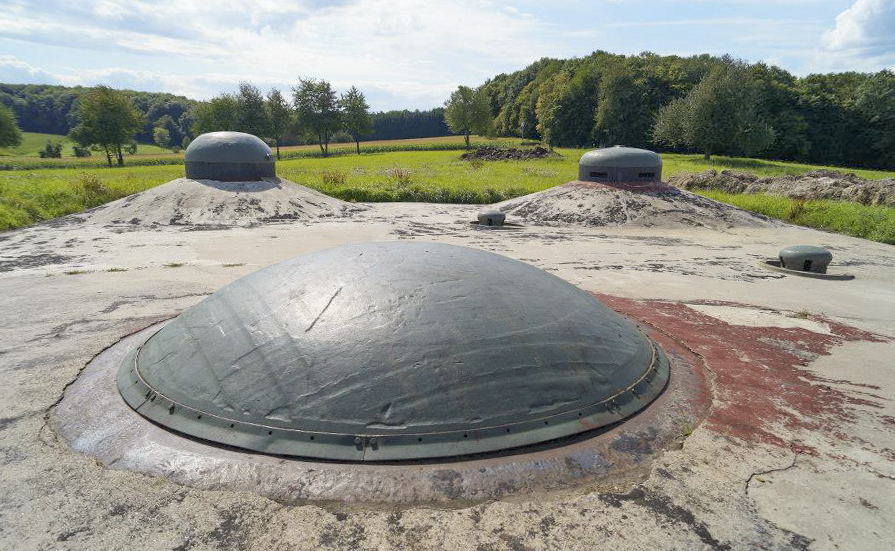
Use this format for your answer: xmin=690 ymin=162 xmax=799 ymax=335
xmin=779 ymin=245 xmax=833 ymax=274
xmin=477 ymin=210 xmax=506 ymax=227
xmin=579 ymin=146 xmax=662 ymax=183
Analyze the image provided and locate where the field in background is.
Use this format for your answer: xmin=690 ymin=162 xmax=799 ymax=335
xmin=1 ymin=140 xmax=893 ymax=242
xmin=0 ymin=132 xmax=172 ymax=159
xmin=0 ymin=134 xmax=506 ymax=169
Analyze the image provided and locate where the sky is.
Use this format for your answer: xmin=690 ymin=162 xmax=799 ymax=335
xmin=1 ymin=0 xmax=893 ymax=111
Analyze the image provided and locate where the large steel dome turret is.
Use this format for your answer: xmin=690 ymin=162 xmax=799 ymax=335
xmin=579 ymin=146 xmax=662 ymax=183
xmin=184 ymin=131 xmax=275 ymax=181
xmin=117 ymin=242 xmax=669 ymax=461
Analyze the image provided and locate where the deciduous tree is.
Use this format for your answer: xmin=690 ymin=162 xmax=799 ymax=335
xmin=444 ymin=85 xmax=490 ymax=148
xmin=0 ymin=104 xmax=24 ymax=148
xmin=594 ymin=69 xmax=651 ymax=147
xmin=153 ymin=127 xmax=171 ymax=149
xmin=266 ymin=88 xmax=291 ymax=159
xmin=292 ymin=78 xmax=341 ymax=156
xmin=235 ymin=82 xmax=270 ymax=138
xmin=69 ymin=86 xmax=144 ymax=167
xmin=192 ymin=94 xmax=238 ymax=135
xmin=653 ymin=62 xmax=774 ymax=160
xmin=855 ymin=70 xmax=895 ymax=168
xmin=340 ymin=86 xmax=373 ymax=154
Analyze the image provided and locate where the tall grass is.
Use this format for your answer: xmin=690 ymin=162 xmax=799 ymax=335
xmin=696 ymin=190 xmax=895 ymax=244
xmin=0 ymin=165 xmax=182 ymax=229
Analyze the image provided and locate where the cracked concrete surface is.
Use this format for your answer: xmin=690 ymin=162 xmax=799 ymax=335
xmin=1 ymin=189 xmax=894 ymax=550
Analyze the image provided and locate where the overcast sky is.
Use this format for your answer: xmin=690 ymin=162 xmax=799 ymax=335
xmin=1 ymin=0 xmax=893 ymax=111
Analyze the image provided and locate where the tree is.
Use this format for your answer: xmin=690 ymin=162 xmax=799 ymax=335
xmin=192 ymin=94 xmax=238 ymax=135
xmin=854 ymin=70 xmax=895 ymax=168
xmin=594 ymin=69 xmax=652 ymax=148
xmin=653 ymin=62 xmax=774 ymax=160
xmin=38 ymin=140 xmax=62 ymax=158
xmin=69 ymin=86 xmax=144 ymax=167
xmin=266 ymin=88 xmax=291 ymax=159
xmin=153 ymin=127 xmax=171 ymax=149
xmin=443 ymin=85 xmax=490 ymax=148
xmin=292 ymin=78 xmax=341 ymax=155
xmin=0 ymin=104 xmax=23 ymax=148
xmin=535 ymin=72 xmax=571 ymax=148
xmin=235 ymin=82 xmax=270 ymax=138
xmin=340 ymin=86 xmax=373 ymax=154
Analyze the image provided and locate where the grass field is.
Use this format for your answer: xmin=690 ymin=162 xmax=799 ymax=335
xmin=0 ymin=132 xmax=176 ymax=161
xmin=1 ymin=141 xmax=893 ymax=243
xmin=694 ymin=191 xmax=895 ymax=245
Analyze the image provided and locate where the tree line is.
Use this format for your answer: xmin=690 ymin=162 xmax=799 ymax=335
xmin=445 ymin=51 xmax=894 ymax=168
xmin=4 ymin=50 xmax=894 ymax=169
xmin=0 ymin=82 xmax=454 ymax=159
xmin=193 ymin=79 xmax=372 ymax=157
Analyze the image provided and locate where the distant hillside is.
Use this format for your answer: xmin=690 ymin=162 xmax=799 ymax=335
xmin=478 ymin=51 xmax=895 ymax=169
xmin=0 ymin=83 xmax=199 ymax=145
xmin=0 ymin=132 xmax=172 ymax=158
xmin=0 ymin=82 xmax=453 ymax=146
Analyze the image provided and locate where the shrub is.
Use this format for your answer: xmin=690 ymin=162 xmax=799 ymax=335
xmin=38 ymin=140 xmax=63 ymax=158
xmin=321 ymin=170 xmax=347 ymax=186
xmin=72 ymin=144 xmax=91 ymax=157
xmin=386 ymin=167 xmax=412 ymax=186
xmin=76 ymin=174 xmax=115 ymax=207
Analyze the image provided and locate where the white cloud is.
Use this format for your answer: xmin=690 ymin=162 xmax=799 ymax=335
xmin=0 ymin=55 xmax=61 ymax=84
xmin=818 ymin=0 xmax=895 ymax=70
xmin=0 ymin=0 xmax=570 ymax=109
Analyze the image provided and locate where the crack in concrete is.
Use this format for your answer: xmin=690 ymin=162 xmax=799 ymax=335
xmin=745 ymin=450 xmax=799 ymax=495
xmin=40 ymin=316 xmax=176 ymax=452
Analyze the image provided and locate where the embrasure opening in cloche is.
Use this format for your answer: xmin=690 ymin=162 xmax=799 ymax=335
xmin=117 ymin=242 xmax=669 ymax=461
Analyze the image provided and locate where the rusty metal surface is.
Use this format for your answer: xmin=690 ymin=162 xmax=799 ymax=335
xmin=58 ymin=318 xmax=704 ymax=504
xmin=117 ymin=242 xmax=668 ymax=461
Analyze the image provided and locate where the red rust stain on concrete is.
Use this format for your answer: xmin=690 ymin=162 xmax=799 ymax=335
xmin=566 ymin=180 xmax=676 ymax=194
xmin=594 ymin=294 xmax=887 ymax=450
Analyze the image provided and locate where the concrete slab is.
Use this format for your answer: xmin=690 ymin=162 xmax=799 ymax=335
xmin=0 ymin=187 xmax=893 ymax=550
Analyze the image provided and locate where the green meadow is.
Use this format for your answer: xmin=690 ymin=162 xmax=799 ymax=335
xmin=1 ymin=137 xmax=893 ymax=243
xmin=0 ymin=131 xmax=173 ymax=159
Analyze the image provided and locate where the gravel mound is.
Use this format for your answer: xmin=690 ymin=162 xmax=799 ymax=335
xmin=493 ymin=181 xmax=775 ymax=229
xmin=83 ymin=177 xmax=365 ymax=228
xmin=669 ymin=169 xmax=895 ymax=207
xmin=460 ymin=146 xmax=557 ymax=161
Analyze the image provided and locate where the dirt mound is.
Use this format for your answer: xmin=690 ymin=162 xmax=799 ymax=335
xmin=669 ymin=169 xmax=895 ymax=207
xmin=460 ymin=146 xmax=556 ymax=161
xmin=83 ymin=177 xmax=364 ymax=228
xmin=493 ymin=181 xmax=775 ymax=229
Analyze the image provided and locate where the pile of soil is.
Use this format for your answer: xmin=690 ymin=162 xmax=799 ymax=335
xmin=460 ymin=146 xmax=556 ymax=161
xmin=493 ymin=181 xmax=775 ymax=229
xmin=82 ymin=177 xmax=365 ymax=228
xmin=669 ymin=169 xmax=895 ymax=207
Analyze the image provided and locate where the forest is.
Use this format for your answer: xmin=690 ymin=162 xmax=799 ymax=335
xmin=0 ymin=84 xmax=451 ymax=148
xmin=480 ymin=51 xmax=895 ymax=169
xmin=2 ymin=50 xmax=894 ymax=169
